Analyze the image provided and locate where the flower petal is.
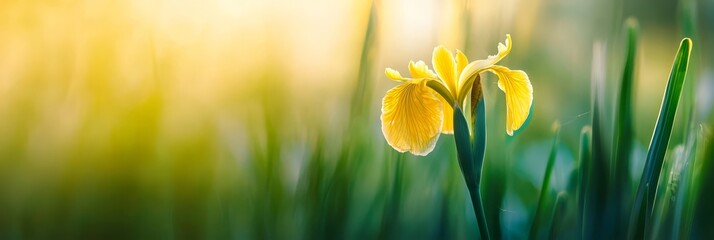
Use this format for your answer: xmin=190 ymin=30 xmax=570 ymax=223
xmin=456 ymin=50 xmax=469 ymax=74
xmin=490 ymin=34 xmax=512 ymax=64
xmin=440 ymin=96 xmax=454 ymax=134
xmin=385 ymin=68 xmax=408 ymax=82
xmin=432 ymin=46 xmax=458 ymax=95
xmin=489 ymin=65 xmax=533 ymax=135
xmin=381 ymin=81 xmax=444 ymax=155
xmin=409 ymin=60 xmax=437 ymax=79
xmin=458 ymin=34 xmax=513 ymax=87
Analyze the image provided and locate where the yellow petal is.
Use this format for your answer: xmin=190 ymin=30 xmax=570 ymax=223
xmin=458 ymin=34 xmax=513 ymax=88
xmin=432 ymin=46 xmax=458 ymax=95
xmin=409 ymin=60 xmax=437 ymax=79
xmin=456 ymin=50 xmax=469 ymax=74
xmin=381 ymin=81 xmax=444 ymax=155
xmin=489 ymin=65 xmax=533 ymax=135
xmin=440 ymin=96 xmax=454 ymax=134
xmin=490 ymin=34 xmax=512 ymax=64
xmin=385 ymin=68 xmax=408 ymax=82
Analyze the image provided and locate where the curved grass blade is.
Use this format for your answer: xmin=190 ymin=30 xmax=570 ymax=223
xmin=674 ymin=125 xmax=705 ymax=239
xmin=611 ymin=19 xmax=638 ymax=237
xmin=378 ymin=152 xmax=405 ymax=239
xmin=577 ymin=126 xmax=592 ymax=239
xmin=692 ymin=126 xmax=714 ymax=238
xmin=528 ymin=124 xmax=560 ymax=239
xmin=585 ymin=42 xmax=610 ymax=239
xmin=628 ymin=38 xmax=692 ymax=239
xmin=650 ymin=145 xmax=686 ymax=237
xmin=676 ymin=0 xmax=699 ymax=148
xmin=348 ymin=1 xmax=378 ymax=124
xmin=548 ymin=192 xmax=569 ymax=239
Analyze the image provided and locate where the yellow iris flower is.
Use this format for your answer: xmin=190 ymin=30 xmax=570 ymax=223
xmin=381 ymin=34 xmax=533 ymax=156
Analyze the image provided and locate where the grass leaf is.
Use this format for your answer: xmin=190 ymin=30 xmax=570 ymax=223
xmin=628 ymin=37 xmax=692 ymax=238
xmin=691 ymin=126 xmax=714 ymax=238
xmin=611 ymin=19 xmax=638 ymax=237
xmin=585 ymin=42 xmax=611 ymax=239
xmin=577 ymin=126 xmax=592 ymax=238
xmin=528 ymin=124 xmax=560 ymax=239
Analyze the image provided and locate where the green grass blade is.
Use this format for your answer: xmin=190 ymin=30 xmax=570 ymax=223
xmin=548 ymin=192 xmax=569 ymax=239
xmin=676 ymin=0 xmax=699 ymax=147
xmin=673 ymin=125 xmax=705 ymax=239
xmin=691 ymin=127 xmax=714 ymax=238
xmin=300 ymin=135 xmax=327 ymax=239
xmin=628 ymin=37 xmax=692 ymax=239
xmin=650 ymin=145 xmax=684 ymax=237
xmin=378 ymin=152 xmax=404 ymax=239
xmin=324 ymin=4 xmax=378 ymax=238
xmin=611 ymin=19 xmax=638 ymax=237
xmin=348 ymin=1 xmax=378 ymax=124
xmin=585 ymin=42 xmax=610 ymax=239
xmin=577 ymin=126 xmax=592 ymax=239
xmin=528 ymin=125 xmax=560 ymax=240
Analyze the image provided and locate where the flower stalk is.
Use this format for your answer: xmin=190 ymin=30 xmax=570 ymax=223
xmin=452 ymin=74 xmax=490 ymax=240
xmin=471 ymin=77 xmax=489 ymax=240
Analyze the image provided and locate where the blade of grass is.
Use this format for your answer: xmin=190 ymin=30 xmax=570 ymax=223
xmin=327 ymin=3 xmax=378 ymax=238
xmin=548 ymin=192 xmax=569 ymax=239
xmin=529 ymin=124 xmax=560 ymax=240
xmin=628 ymin=38 xmax=692 ymax=239
xmin=577 ymin=126 xmax=592 ymax=239
xmin=378 ymin=152 xmax=404 ymax=239
xmin=691 ymin=126 xmax=714 ymax=238
xmin=611 ymin=19 xmax=638 ymax=238
xmin=348 ymin=1 xmax=378 ymax=125
xmin=676 ymin=0 xmax=699 ymax=148
xmin=673 ymin=125 xmax=705 ymax=239
xmin=585 ymin=42 xmax=610 ymax=239
xmin=652 ymin=144 xmax=691 ymax=237
xmin=300 ymin=134 xmax=327 ymax=239
xmin=673 ymin=6 xmax=700 ymax=237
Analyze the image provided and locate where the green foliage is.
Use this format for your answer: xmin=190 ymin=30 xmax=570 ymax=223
xmin=453 ymin=103 xmax=490 ymax=240
xmin=611 ymin=20 xmax=638 ymax=237
xmin=529 ymin=126 xmax=559 ymax=239
xmin=692 ymin=126 xmax=714 ymax=238
xmin=577 ymin=126 xmax=592 ymax=238
xmin=629 ymin=37 xmax=692 ymax=239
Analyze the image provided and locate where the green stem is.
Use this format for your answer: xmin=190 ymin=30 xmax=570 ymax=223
xmin=472 ymin=82 xmax=490 ymax=240
xmin=469 ymin=186 xmax=490 ymax=240
xmin=452 ymin=104 xmax=490 ymax=240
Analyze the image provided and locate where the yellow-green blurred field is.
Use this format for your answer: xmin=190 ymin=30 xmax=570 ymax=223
xmin=1 ymin=0 xmax=713 ymax=239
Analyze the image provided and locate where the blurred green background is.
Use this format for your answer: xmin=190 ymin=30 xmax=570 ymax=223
xmin=0 ymin=0 xmax=712 ymax=239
